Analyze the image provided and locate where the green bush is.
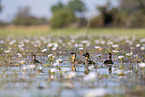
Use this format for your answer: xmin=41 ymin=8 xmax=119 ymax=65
xmin=12 ymin=16 xmax=37 ymax=25
xmin=50 ymin=9 xmax=76 ymax=28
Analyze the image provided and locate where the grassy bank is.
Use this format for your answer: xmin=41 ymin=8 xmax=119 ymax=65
xmin=0 ymin=26 xmax=145 ymax=38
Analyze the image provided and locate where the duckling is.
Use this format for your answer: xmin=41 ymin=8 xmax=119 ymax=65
xmin=103 ymin=53 xmax=113 ymax=64
xmin=70 ymin=52 xmax=83 ymax=64
xmin=103 ymin=53 xmax=113 ymax=73
xmin=83 ymin=52 xmax=96 ymax=73
xmin=32 ymin=54 xmax=41 ymax=64
xmin=70 ymin=52 xmax=83 ymax=71
xmin=83 ymin=52 xmax=96 ymax=65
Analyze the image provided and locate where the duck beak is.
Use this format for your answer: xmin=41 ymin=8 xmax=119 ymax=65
xmin=85 ymin=57 xmax=88 ymax=60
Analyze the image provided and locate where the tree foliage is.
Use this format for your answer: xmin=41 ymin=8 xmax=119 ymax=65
xmin=51 ymin=2 xmax=65 ymax=13
xmin=94 ymin=2 xmax=121 ymax=27
xmin=119 ymin=0 xmax=145 ymax=27
xmin=50 ymin=9 xmax=76 ymax=28
xmin=50 ymin=0 xmax=86 ymax=28
xmin=0 ymin=0 xmax=2 ymax=14
xmin=12 ymin=6 xmax=48 ymax=25
xmin=67 ymin=0 xmax=86 ymax=13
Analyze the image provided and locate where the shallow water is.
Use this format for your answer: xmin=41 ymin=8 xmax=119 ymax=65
xmin=0 ymin=35 xmax=145 ymax=97
xmin=0 ymin=60 xmax=144 ymax=97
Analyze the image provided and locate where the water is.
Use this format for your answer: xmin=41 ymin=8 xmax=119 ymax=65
xmin=0 ymin=61 xmax=144 ymax=97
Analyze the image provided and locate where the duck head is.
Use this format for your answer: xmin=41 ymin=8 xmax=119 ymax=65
xmin=83 ymin=52 xmax=90 ymax=60
xmin=108 ymin=53 xmax=112 ymax=60
xmin=33 ymin=54 xmax=36 ymax=60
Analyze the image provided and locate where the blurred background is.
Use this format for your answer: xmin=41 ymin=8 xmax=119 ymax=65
xmin=0 ymin=0 xmax=145 ymax=28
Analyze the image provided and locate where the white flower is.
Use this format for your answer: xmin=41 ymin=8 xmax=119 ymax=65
xmin=23 ymin=39 xmax=29 ymax=43
xmin=4 ymin=50 xmax=10 ymax=53
xmin=17 ymin=53 xmax=22 ymax=58
xmin=41 ymin=49 xmax=47 ymax=52
xmin=64 ymin=71 xmax=76 ymax=79
xmin=48 ymin=54 xmax=55 ymax=59
xmin=86 ymin=42 xmax=90 ymax=47
xmin=88 ymin=65 xmax=94 ymax=70
xmin=52 ymin=47 xmax=57 ymax=51
xmin=126 ymin=53 xmax=131 ymax=57
xmin=95 ymin=40 xmax=100 ymax=44
xmin=141 ymin=47 xmax=145 ymax=51
xmin=47 ymin=43 xmax=53 ymax=48
xmin=81 ymin=40 xmax=88 ymax=44
xmin=138 ymin=63 xmax=145 ymax=68
xmin=62 ymin=43 xmax=65 ymax=46
xmin=34 ymin=44 xmax=38 ymax=47
xmin=133 ymin=55 xmax=138 ymax=58
xmin=53 ymin=62 xmax=59 ymax=66
xmin=79 ymin=48 xmax=83 ymax=51
xmin=84 ymin=72 xmax=97 ymax=82
xmin=54 ymin=43 xmax=58 ymax=48
xmin=140 ymin=38 xmax=145 ymax=43
xmin=101 ymin=41 xmax=105 ymax=45
xmin=50 ymin=68 xmax=58 ymax=73
xmin=136 ymin=44 xmax=141 ymax=47
xmin=74 ymin=43 xmax=78 ymax=47
xmin=118 ymin=56 xmax=124 ymax=60
xmin=84 ymin=88 xmax=107 ymax=97
xmin=38 ymin=66 xmax=43 ymax=70
xmin=23 ymin=65 xmax=35 ymax=70
xmin=50 ymin=75 xmax=55 ymax=79
xmin=112 ymin=50 xmax=119 ymax=53
xmin=56 ymin=58 xmax=63 ymax=63
xmin=61 ymin=68 xmax=70 ymax=72
xmin=9 ymin=40 xmax=16 ymax=45
xmin=107 ymin=41 xmax=113 ymax=45
xmin=19 ymin=60 xmax=25 ymax=64
xmin=20 ymin=48 xmax=24 ymax=51
xmin=117 ymin=70 xmax=124 ymax=75
xmin=0 ymin=40 xmax=4 ymax=44
xmin=112 ymin=44 xmax=119 ymax=48
xmin=97 ymin=54 xmax=101 ymax=57
xmin=78 ymin=44 xmax=83 ymax=47
xmin=70 ymin=39 xmax=75 ymax=43
xmin=94 ymin=46 xmax=101 ymax=49
xmin=31 ymin=41 xmax=34 ymax=44
xmin=67 ymin=42 xmax=71 ymax=46
xmin=130 ymin=47 xmax=134 ymax=50
xmin=18 ymin=43 xmax=24 ymax=48
xmin=58 ymin=39 xmax=63 ymax=43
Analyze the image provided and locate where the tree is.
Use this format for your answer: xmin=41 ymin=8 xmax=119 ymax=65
xmin=97 ymin=2 xmax=120 ymax=27
xmin=51 ymin=2 xmax=65 ymax=13
xmin=67 ymin=0 xmax=86 ymax=13
xmin=50 ymin=9 xmax=76 ymax=28
xmin=119 ymin=0 xmax=145 ymax=27
xmin=12 ymin=6 xmax=35 ymax=25
xmin=12 ymin=6 xmax=48 ymax=25
xmin=0 ymin=0 xmax=2 ymax=14
xmin=50 ymin=0 xmax=87 ymax=28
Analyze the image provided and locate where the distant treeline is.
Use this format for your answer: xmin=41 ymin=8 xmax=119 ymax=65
xmin=0 ymin=0 xmax=145 ymax=28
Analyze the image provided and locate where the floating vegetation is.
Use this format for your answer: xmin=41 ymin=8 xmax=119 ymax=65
xmin=0 ymin=34 xmax=145 ymax=97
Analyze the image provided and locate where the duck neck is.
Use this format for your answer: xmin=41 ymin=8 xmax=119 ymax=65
xmin=71 ymin=56 xmax=75 ymax=62
xmin=109 ymin=57 xmax=112 ymax=61
xmin=33 ymin=56 xmax=36 ymax=61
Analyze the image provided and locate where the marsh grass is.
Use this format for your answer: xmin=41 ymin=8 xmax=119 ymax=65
xmin=0 ymin=26 xmax=145 ymax=97
xmin=0 ymin=26 xmax=145 ymax=38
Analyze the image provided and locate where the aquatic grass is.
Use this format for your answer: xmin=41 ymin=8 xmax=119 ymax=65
xmin=0 ymin=26 xmax=145 ymax=38
xmin=0 ymin=27 xmax=145 ymax=97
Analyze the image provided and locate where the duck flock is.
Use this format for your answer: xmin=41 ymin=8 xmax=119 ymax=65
xmin=0 ymin=35 xmax=145 ymax=97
